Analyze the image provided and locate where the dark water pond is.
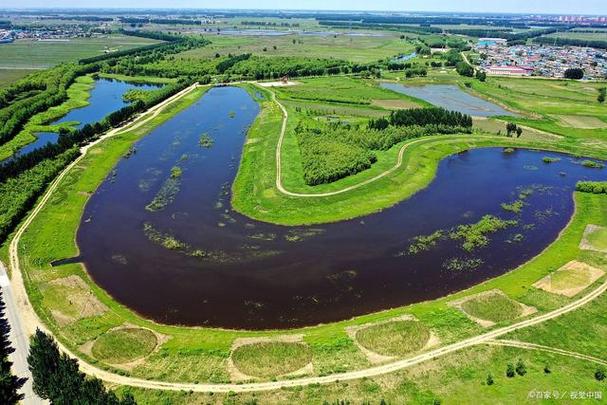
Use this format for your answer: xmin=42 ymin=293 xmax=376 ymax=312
xmin=1 ymin=79 xmax=160 ymax=165
xmin=77 ymin=86 xmax=605 ymax=330
xmin=380 ymin=82 xmax=515 ymax=117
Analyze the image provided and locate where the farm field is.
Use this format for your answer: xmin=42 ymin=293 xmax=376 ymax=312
xmin=177 ymin=32 xmax=416 ymax=63
xmin=0 ymin=35 xmax=160 ymax=69
xmin=1 ymin=14 xmax=607 ymax=405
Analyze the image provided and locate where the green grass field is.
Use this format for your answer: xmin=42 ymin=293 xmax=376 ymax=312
xmin=460 ymin=293 xmax=524 ymax=323
xmin=231 ymin=342 xmax=312 ymax=378
xmin=0 ymin=35 xmax=160 ymax=69
xmin=91 ymin=328 xmax=158 ymax=364
xmin=0 ymin=68 xmax=37 ymax=88
xmin=177 ymin=33 xmax=415 ymax=63
xmin=355 ymin=320 xmax=431 ymax=357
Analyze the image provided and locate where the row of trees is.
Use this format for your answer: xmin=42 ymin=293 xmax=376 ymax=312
xmin=0 ymin=148 xmax=79 ymax=241
xmin=28 ymin=329 xmax=136 ymax=404
xmin=534 ymin=36 xmax=607 ymax=50
xmin=0 ymin=290 xmax=25 ymax=404
xmin=369 ymin=107 xmax=473 ymax=129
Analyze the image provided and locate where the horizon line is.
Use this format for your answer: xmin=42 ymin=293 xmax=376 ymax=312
xmin=1 ymin=7 xmax=606 ymax=17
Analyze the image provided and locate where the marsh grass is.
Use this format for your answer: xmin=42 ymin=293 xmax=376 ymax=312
xmin=461 ymin=293 xmax=523 ymax=323
xmin=231 ymin=342 xmax=311 ymax=378
xmin=199 ymin=133 xmax=214 ymax=148
xmin=449 ymin=215 xmax=518 ymax=252
xmin=91 ymin=328 xmax=157 ymax=364
xmin=145 ymin=166 xmax=182 ymax=211
xmin=355 ymin=320 xmax=431 ymax=357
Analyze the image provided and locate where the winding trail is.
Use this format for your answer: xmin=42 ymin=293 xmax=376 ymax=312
xmin=3 ymin=82 xmax=607 ymax=395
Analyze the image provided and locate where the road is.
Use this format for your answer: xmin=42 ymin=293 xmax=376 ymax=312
xmin=3 ymin=81 xmax=607 ymax=395
xmin=0 ymin=262 xmax=43 ymax=405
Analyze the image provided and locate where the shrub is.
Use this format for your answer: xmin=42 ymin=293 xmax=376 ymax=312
xmin=576 ymin=181 xmax=607 ymax=194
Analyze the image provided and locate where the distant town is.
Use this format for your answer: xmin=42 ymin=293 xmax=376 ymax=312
xmin=477 ymin=39 xmax=607 ymax=79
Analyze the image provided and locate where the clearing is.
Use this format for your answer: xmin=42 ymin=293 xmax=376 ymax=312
xmin=533 ymin=260 xmax=605 ymax=297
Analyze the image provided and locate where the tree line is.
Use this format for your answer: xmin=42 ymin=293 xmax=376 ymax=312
xmin=369 ymin=107 xmax=473 ymax=129
xmin=576 ymin=181 xmax=607 ymax=194
xmin=28 ymin=329 xmax=136 ymax=404
xmin=0 ymin=290 xmax=25 ymax=404
xmin=534 ymin=36 xmax=607 ymax=50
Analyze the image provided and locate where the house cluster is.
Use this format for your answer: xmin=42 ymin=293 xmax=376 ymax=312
xmin=476 ymin=42 xmax=607 ymax=79
xmin=0 ymin=26 xmax=92 ymax=43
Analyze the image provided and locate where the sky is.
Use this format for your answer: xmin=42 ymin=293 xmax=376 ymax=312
xmin=5 ymin=0 xmax=607 ymax=15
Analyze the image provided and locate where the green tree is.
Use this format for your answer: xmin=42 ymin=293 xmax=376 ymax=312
xmin=596 ymin=367 xmax=606 ymax=381
xmin=486 ymin=373 xmax=494 ymax=385
xmin=564 ymin=68 xmax=584 ymax=80
xmin=598 ymin=88 xmax=606 ymax=103
xmin=515 ymin=359 xmax=527 ymax=376
xmin=506 ymin=363 xmax=515 ymax=378
xmin=0 ymin=291 xmax=25 ymax=404
xmin=27 ymin=329 xmax=136 ymax=404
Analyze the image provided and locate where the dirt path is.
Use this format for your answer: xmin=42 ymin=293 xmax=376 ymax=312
xmin=485 ymin=339 xmax=607 ymax=366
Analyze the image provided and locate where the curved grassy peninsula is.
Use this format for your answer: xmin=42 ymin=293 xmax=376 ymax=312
xmin=9 ymin=71 xmax=607 ymax=402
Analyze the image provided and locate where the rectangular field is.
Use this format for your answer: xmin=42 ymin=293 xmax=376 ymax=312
xmin=0 ymin=34 xmax=160 ymax=69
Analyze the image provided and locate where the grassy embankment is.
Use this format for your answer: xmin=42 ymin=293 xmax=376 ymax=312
xmin=10 ymin=73 xmax=607 ymax=393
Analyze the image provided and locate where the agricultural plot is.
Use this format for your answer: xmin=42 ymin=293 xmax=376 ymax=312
xmin=581 ymin=224 xmax=607 ymax=252
xmin=0 ymin=35 xmax=161 ymax=69
xmin=533 ymin=261 xmax=605 ymax=297
xmin=451 ymin=290 xmax=536 ymax=327
xmin=229 ymin=336 xmax=312 ymax=379
xmin=177 ymin=32 xmax=415 ymax=64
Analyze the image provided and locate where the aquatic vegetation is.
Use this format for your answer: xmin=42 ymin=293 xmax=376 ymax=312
xmin=542 ymin=156 xmax=560 ymax=164
xmin=143 ymin=222 xmax=190 ymax=251
xmin=501 ymin=200 xmax=524 ymax=214
xmin=145 ymin=167 xmax=182 ymax=212
xmin=580 ymin=160 xmax=605 ymax=169
xmin=449 ymin=215 xmax=518 ymax=252
xmin=284 ymin=228 xmax=325 ymax=242
xmin=407 ymin=230 xmax=445 ymax=255
xmin=443 ymin=257 xmax=484 ymax=272
xmin=228 ymin=111 xmax=236 ymax=118
xmin=503 ymin=147 xmax=515 ymax=153
xmin=199 ymin=133 xmax=214 ymax=148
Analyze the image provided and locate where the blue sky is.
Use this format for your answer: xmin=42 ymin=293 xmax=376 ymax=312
xmin=6 ymin=0 xmax=607 ymax=14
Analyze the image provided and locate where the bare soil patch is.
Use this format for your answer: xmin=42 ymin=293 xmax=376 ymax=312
xmin=371 ymin=99 xmax=419 ymax=110
xmin=258 ymin=81 xmax=299 ymax=87
xmin=44 ymin=275 xmax=108 ymax=326
xmin=534 ymin=260 xmax=605 ymax=297
xmin=554 ymin=115 xmax=607 ymax=129
xmin=580 ymin=224 xmax=607 ymax=253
